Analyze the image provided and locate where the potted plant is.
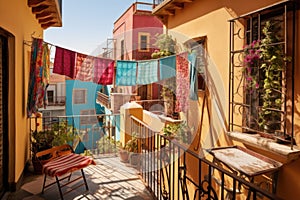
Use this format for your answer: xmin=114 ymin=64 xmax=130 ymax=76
xmin=151 ymin=33 xmax=178 ymax=118
xmin=161 ymin=77 xmax=177 ymax=117
xmin=31 ymin=121 xmax=77 ymax=173
xmin=124 ymin=133 xmax=139 ymax=166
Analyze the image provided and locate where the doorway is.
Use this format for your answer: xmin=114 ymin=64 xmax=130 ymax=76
xmin=0 ymin=31 xmax=9 ymax=197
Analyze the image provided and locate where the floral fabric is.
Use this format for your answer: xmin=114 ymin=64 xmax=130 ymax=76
xmin=175 ymin=52 xmax=190 ymax=113
xmin=27 ymin=38 xmax=50 ymax=117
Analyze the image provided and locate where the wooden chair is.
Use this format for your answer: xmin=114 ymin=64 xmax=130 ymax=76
xmin=35 ymin=144 xmax=96 ymax=200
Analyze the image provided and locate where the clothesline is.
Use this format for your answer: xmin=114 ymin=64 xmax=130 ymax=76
xmin=26 ymin=37 xmax=199 ymax=117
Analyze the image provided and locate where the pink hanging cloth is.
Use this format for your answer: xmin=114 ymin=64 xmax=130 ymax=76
xmin=53 ymin=46 xmax=76 ymax=78
xmin=175 ymin=52 xmax=190 ymax=113
xmin=93 ymin=57 xmax=115 ymax=85
xmin=75 ymin=53 xmax=94 ymax=82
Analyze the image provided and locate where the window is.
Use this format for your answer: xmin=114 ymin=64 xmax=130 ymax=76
xmin=80 ymin=109 xmax=98 ymax=125
xmin=228 ymin=2 xmax=295 ymax=139
xmin=47 ymin=90 xmax=54 ymax=103
xmin=138 ymin=32 xmax=150 ymax=52
xmin=73 ymin=89 xmax=87 ymax=104
xmin=184 ymin=36 xmax=207 ymax=91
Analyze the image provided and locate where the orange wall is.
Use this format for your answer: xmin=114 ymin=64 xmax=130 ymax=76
xmin=162 ymin=0 xmax=300 ymax=199
xmin=0 ymin=0 xmax=43 ymax=186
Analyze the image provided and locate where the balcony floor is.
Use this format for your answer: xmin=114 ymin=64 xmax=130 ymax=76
xmin=3 ymin=156 xmax=154 ymax=200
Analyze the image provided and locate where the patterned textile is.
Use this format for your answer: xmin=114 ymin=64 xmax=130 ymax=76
xmin=159 ymin=55 xmax=176 ymax=80
xmin=175 ymin=52 xmax=190 ymax=113
xmin=53 ymin=46 xmax=76 ymax=78
xmin=42 ymin=44 xmax=50 ymax=107
xmin=137 ymin=60 xmax=158 ymax=85
xmin=189 ymin=52 xmax=198 ymax=100
xmin=116 ymin=60 xmax=137 ymax=86
xmin=75 ymin=54 xmax=94 ymax=82
xmin=93 ymin=57 xmax=114 ymax=85
xmin=42 ymin=153 xmax=96 ymax=177
xmin=27 ymin=38 xmax=50 ymax=117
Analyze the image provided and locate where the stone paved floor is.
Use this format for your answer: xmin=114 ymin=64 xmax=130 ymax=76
xmin=2 ymin=156 xmax=154 ymax=200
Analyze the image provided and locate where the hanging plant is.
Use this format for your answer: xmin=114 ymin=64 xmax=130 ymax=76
xmin=243 ymin=40 xmax=261 ymax=93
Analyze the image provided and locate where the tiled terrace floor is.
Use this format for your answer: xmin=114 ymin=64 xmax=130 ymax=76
xmin=2 ymin=156 xmax=154 ymax=200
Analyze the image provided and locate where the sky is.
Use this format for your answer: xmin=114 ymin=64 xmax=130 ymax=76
xmin=44 ymin=0 xmax=141 ymax=55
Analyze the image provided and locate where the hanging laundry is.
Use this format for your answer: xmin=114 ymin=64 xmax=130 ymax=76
xmin=137 ymin=60 xmax=158 ymax=85
xmin=75 ymin=54 xmax=94 ymax=82
xmin=175 ymin=52 xmax=190 ymax=113
xmin=27 ymin=38 xmax=50 ymax=117
xmin=93 ymin=57 xmax=114 ymax=85
xmin=53 ymin=46 xmax=76 ymax=78
xmin=42 ymin=43 xmax=51 ymax=108
xmin=115 ymin=60 xmax=137 ymax=86
xmin=159 ymin=55 xmax=176 ymax=80
xmin=188 ymin=52 xmax=198 ymax=100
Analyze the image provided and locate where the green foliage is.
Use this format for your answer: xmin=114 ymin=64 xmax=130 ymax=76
xmin=51 ymin=122 xmax=77 ymax=147
xmin=125 ymin=133 xmax=138 ymax=153
xmin=31 ymin=121 xmax=77 ymax=154
xmin=153 ymin=33 xmax=176 ymax=55
xmin=97 ymin=135 xmax=118 ymax=154
xmin=161 ymin=77 xmax=176 ymax=99
xmin=163 ymin=122 xmax=192 ymax=144
xmin=258 ymin=20 xmax=290 ymax=131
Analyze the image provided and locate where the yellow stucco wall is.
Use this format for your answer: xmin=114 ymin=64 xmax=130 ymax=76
xmin=0 ymin=0 xmax=43 ymax=186
xmin=161 ymin=0 xmax=300 ymax=199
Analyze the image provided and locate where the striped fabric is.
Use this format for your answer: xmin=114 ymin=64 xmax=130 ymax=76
xmin=42 ymin=153 xmax=96 ymax=177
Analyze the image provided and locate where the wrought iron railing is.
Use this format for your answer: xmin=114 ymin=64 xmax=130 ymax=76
xmin=130 ymin=115 xmax=282 ymax=200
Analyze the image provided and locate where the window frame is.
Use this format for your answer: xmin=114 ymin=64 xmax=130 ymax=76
xmin=138 ymin=32 xmax=150 ymax=52
xmin=73 ymin=89 xmax=87 ymax=104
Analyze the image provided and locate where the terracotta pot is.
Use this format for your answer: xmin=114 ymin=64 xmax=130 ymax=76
xmin=119 ymin=150 xmax=129 ymax=163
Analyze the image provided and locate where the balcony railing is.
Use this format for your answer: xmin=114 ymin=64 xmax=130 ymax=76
xmin=130 ymin=115 xmax=282 ymax=200
xmin=47 ymin=96 xmax=66 ymax=106
xmin=96 ymin=92 xmax=110 ymax=109
xmin=30 ymin=114 xmax=120 ymax=156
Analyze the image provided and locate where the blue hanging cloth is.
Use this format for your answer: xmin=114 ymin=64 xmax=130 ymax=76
xmin=115 ymin=60 xmax=137 ymax=86
xmin=137 ymin=60 xmax=159 ymax=85
xmin=189 ymin=52 xmax=198 ymax=100
xmin=159 ymin=55 xmax=176 ymax=80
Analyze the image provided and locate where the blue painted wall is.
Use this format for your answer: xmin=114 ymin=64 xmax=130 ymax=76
xmin=66 ymin=80 xmax=104 ymax=149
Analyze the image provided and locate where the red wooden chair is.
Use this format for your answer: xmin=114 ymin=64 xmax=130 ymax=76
xmin=35 ymin=144 xmax=96 ymax=200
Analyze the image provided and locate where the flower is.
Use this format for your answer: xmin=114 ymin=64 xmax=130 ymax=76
xmin=243 ymin=40 xmax=261 ymax=92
